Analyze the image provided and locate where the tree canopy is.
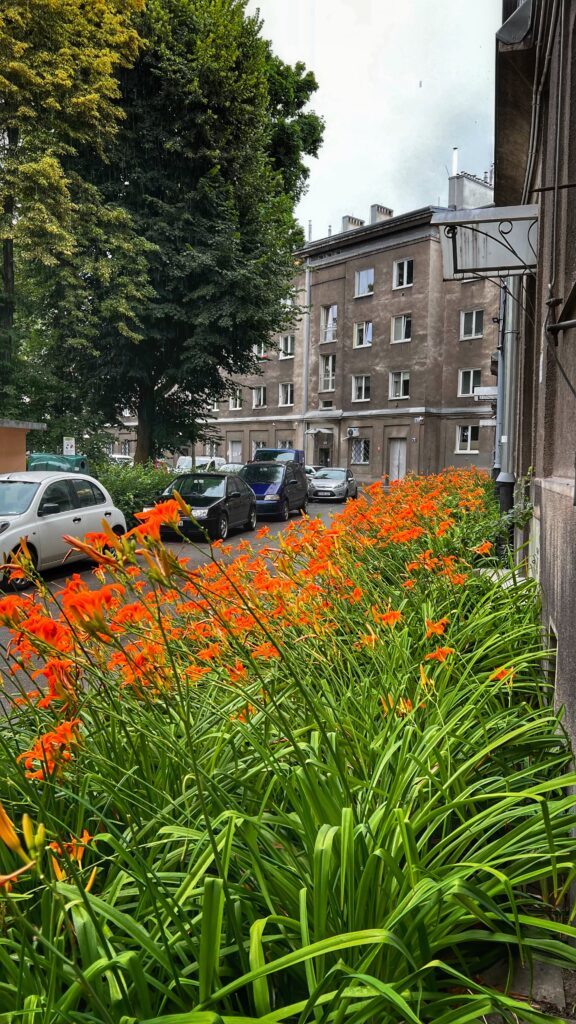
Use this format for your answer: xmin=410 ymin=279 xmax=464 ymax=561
xmin=4 ymin=0 xmax=323 ymax=461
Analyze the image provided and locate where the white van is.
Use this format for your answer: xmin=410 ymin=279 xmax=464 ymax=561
xmin=175 ymin=455 xmax=226 ymax=473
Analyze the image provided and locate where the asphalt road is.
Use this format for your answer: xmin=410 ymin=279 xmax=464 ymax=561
xmin=0 ymin=500 xmax=342 ymax=663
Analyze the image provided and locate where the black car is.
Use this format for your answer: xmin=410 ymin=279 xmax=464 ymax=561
xmin=240 ymin=461 xmax=308 ymax=520
xmin=156 ymin=473 xmax=256 ymax=541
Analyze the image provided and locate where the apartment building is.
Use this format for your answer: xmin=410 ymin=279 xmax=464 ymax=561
xmin=199 ymin=186 xmax=499 ymax=481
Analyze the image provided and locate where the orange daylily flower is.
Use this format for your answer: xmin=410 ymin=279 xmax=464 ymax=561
xmin=425 ymin=616 xmax=449 ymax=638
xmin=424 ymin=646 xmax=455 ymax=663
xmin=473 ymin=540 xmax=493 ymax=555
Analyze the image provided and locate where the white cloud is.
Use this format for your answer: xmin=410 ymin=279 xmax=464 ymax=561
xmin=248 ymin=0 xmax=502 ymax=239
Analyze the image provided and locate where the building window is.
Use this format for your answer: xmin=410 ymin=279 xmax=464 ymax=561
xmin=389 ymin=370 xmax=410 ymax=399
xmin=253 ymin=385 xmax=267 ymax=408
xmin=254 ymin=340 xmax=267 ymax=358
xmin=320 ymin=399 xmax=334 ymax=409
xmin=351 ymin=438 xmax=370 ymax=464
xmin=458 ymin=368 xmax=481 ymax=397
xmin=252 ymin=440 xmax=266 ymax=456
xmin=120 ymin=440 xmax=132 ymax=456
xmin=393 ymin=258 xmax=413 ymax=289
xmin=229 ymin=387 xmax=243 ymax=410
xmin=460 ymin=309 xmax=484 ymax=339
xmin=204 ymin=440 xmax=220 ymax=457
xmin=321 ymin=304 xmax=338 ymax=342
xmin=353 ymin=321 xmax=373 ymax=348
xmin=278 ymin=438 xmax=293 ymax=448
xmin=391 ymin=313 xmax=412 ymax=343
xmin=210 ymin=399 xmax=220 ymax=412
xmin=279 ymin=334 xmax=295 ymax=359
xmin=320 ymin=353 xmax=336 ymax=391
xmin=354 ymin=268 xmax=374 ymax=297
xmin=279 ymin=382 xmax=294 ymax=407
xmin=352 ymin=374 xmax=371 ymax=401
xmin=456 ymin=424 xmax=480 ymax=453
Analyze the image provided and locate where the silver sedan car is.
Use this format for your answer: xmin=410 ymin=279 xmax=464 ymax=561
xmin=308 ymin=467 xmax=359 ymax=502
xmin=0 ymin=472 xmax=126 ymax=588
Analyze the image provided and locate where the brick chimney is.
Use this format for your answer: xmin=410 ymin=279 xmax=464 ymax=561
xmin=370 ymin=204 xmax=393 ymax=224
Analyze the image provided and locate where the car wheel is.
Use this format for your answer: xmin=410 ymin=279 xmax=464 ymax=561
xmin=341 ymin=488 xmax=349 ymax=503
xmin=8 ymin=544 xmax=38 ymax=591
xmin=278 ymin=499 xmax=290 ymax=522
xmin=213 ymin=512 xmax=229 ymax=541
xmin=245 ymin=506 xmax=257 ymax=531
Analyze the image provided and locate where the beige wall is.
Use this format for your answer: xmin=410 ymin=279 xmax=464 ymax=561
xmin=0 ymin=427 xmax=28 ymax=471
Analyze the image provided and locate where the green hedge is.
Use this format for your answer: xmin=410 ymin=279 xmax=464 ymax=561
xmin=93 ymin=461 xmax=173 ymax=527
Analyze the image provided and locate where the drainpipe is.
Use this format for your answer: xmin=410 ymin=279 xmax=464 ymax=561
xmin=302 ymin=258 xmax=312 ymax=461
xmin=496 ymin=276 xmax=520 ymax=515
xmin=493 ymin=284 xmax=506 ymax=480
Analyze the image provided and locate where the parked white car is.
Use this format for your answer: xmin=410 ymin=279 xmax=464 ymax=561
xmin=175 ymin=456 xmax=226 ymax=472
xmin=0 ymin=472 xmax=126 ymax=588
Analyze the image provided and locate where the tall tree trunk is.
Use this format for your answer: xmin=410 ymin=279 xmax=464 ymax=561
xmin=0 ymin=128 xmax=18 ymax=399
xmin=134 ymin=381 xmax=155 ymax=463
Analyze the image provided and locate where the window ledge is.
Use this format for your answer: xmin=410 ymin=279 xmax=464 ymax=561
xmin=392 ymin=283 xmax=413 ymax=291
xmin=455 ymin=449 xmax=479 ymax=455
xmin=354 ymin=292 xmax=374 ymax=299
xmin=351 ymin=398 xmax=371 ymax=403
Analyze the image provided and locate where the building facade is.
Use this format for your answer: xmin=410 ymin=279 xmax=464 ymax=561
xmin=201 ymin=193 xmax=499 ymax=481
xmin=494 ymin=0 xmax=576 ymax=739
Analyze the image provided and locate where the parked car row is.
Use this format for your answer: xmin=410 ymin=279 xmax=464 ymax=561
xmin=0 ymin=461 xmax=360 ymax=588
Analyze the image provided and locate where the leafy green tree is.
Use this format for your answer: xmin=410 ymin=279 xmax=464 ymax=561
xmin=0 ymin=0 xmax=144 ymax=405
xmin=58 ymin=0 xmax=324 ymax=461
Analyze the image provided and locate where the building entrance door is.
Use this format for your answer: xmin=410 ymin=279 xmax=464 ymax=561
xmin=388 ymin=438 xmax=407 ymax=481
xmin=318 ymin=447 xmax=330 ymax=466
xmin=228 ymin=440 xmax=242 ymax=463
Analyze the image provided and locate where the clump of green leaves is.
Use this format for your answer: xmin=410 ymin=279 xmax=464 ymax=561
xmin=92 ymin=460 xmax=172 ymax=525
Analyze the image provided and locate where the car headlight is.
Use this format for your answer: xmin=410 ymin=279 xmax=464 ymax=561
xmin=0 ymin=522 xmax=9 ymax=535
xmin=263 ymin=494 xmax=279 ymax=501
xmin=191 ymin=508 xmax=208 ymax=519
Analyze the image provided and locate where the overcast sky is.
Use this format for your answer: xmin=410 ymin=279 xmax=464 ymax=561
xmin=247 ymin=0 xmax=503 ymax=241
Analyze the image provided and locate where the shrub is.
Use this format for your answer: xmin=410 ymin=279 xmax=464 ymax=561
xmin=92 ymin=460 xmax=173 ymax=527
xmin=0 ymin=468 xmax=574 ymax=1023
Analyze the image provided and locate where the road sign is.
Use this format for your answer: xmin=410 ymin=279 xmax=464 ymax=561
xmin=63 ymin=437 xmax=76 ymax=456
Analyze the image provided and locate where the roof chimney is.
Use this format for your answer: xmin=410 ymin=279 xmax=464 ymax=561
xmin=370 ymin=203 xmax=393 ymax=224
xmin=341 ymin=214 xmax=365 ymax=232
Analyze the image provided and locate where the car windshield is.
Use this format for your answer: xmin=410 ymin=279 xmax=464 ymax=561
xmin=163 ymin=475 xmax=226 ymax=499
xmin=315 ymin=469 xmax=346 ymax=481
xmin=0 ymin=480 xmax=40 ymax=515
xmin=241 ymin=465 xmax=284 ymax=484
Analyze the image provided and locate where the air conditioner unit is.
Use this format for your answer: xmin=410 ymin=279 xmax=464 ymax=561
xmin=346 ymin=427 xmax=360 ymax=438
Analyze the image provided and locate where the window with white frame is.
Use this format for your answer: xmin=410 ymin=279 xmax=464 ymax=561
xmin=351 ymin=438 xmax=370 ymax=464
xmin=391 ymin=313 xmax=412 ymax=343
xmin=393 ymin=258 xmax=413 ymax=289
xmin=320 ymin=399 xmax=334 ymax=409
xmin=354 ymin=267 xmax=374 ymax=297
xmin=252 ymin=440 xmax=266 ymax=456
xmin=460 ymin=309 xmax=484 ymax=339
xmin=456 ymin=424 xmax=480 ymax=453
xmin=321 ymin=304 xmax=338 ymax=342
xmin=353 ymin=321 xmax=373 ymax=348
xmin=320 ymin=353 xmax=336 ymax=391
xmin=279 ymin=382 xmax=294 ymax=407
xmin=254 ymin=340 xmax=267 ymax=358
xmin=458 ymin=368 xmax=481 ymax=397
xmin=279 ymin=334 xmax=295 ymax=359
xmin=229 ymin=387 xmax=243 ymax=410
xmin=210 ymin=399 xmax=220 ymax=412
xmin=253 ymin=385 xmax=267 ymax=408
xmin=205 ymin=440 xmax=220 ymax=457
xmin=352 ymin=374 xmax=371 ymax=401
xmin=278 ymin=439 xmax=293 ymax=448
xmin=389 ymin=370 xmax=410 ymax=399
xmin=120 ymin=440 xmax=132 ymax=456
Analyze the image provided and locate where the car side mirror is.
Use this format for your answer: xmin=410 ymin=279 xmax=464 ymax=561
xmin=38 ymin=502 xmax=61 ymax=517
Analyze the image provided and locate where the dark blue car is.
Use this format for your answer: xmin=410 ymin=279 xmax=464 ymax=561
xmin=240 ymin=462 xmax=308 ymax=520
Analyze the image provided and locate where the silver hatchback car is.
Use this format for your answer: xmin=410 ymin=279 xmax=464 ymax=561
xmin=308 ymin=467 xmax=359 ymax=502
xmin=0 ymin=472 xmax=126 ymax=588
